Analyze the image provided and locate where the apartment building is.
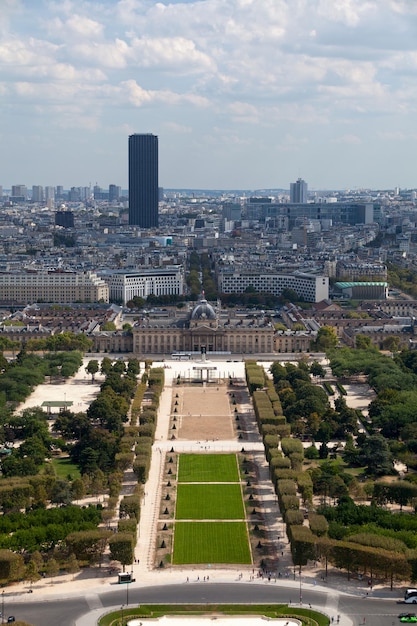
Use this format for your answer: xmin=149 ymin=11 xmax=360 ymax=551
xmin=0 ymin=271 xmax=109 ymax=304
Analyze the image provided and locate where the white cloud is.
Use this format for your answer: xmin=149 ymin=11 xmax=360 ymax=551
xmin=163 ymin=121 xmax=192 ymax=133
xmin=331 ymin=134 xmax=362 ymax=144
xmin=1 ymin=0 xmax=417 ymax=188
xmin=128 ymin=36 xmax=216 ymax=73
xmin=71 ymin=39 xmax=130 ymax=68
xmin=121 ymin=78 xmax=209 ymax=107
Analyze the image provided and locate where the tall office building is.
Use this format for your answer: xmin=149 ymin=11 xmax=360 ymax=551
xmin=11 ymin=185 xmax=27 ymax=199
xmin=45 ymin=186 xmax=55 ymax=202
xmin=128 ymin=133 xmax=159 ymax=228
xmin=109 ymin=184 xmax=121 ymax=203
xmin=290 ymin=178 xmax=308 ymax=204
xmin=32 ymin=185 xmax=44 ymax=202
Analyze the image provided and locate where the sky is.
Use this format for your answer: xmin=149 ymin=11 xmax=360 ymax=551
xmin=1 ymin=0 xmax=417 ymax=191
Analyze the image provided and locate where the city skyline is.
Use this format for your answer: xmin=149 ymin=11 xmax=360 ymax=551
xmin=1 ymin=1 xmax=417 ymax=190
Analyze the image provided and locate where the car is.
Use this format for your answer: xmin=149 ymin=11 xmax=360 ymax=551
xmin=400 ymin=617 xmax=417 ymax=623
xmin=7 ymin=618 xmax=15 ymax=623
xmin=399 ymin=614 xmax=416 ymax=619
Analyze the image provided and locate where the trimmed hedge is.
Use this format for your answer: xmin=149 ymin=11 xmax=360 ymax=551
xmin=281 ymin=438 xmax=304 ymax=456
xmin=308 ymin=513 xmax=329 ymax=537
xmin=277 ymin=479 xmax=297 ymax=496
xmin=285 ymin=510 xmax=304 ymax=525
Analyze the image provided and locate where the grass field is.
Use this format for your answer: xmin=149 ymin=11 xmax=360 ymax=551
xmin=176 ymin=484 xmax=245 ymax=519
xmin=178 ymin=453 xmax=239 ymax=483
xmin=173 ymin=522 xmax=251 ymax=564
xmin=51 ymin=456 xmax=81 ymax=480
xmin=99 ymin=604 xmax=329 ymax=626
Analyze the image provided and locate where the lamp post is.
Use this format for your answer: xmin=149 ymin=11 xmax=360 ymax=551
xmin=120 ymin=604 xmax=124 ymax=626
xmin=2 ymin=590 xmax=4 ymax=624
xmin=299 ymin=568 xmax=302 ymax=605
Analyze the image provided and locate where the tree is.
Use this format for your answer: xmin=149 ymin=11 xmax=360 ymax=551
xmin=127 ymin=358 xmax=140 ymax=375
xmin=359 ymin=434 xmax=394 ymax=477
xmin=31 ymin=551 xmax=43 ymax=570
xmin=382 ymin=335 xmax=401 ymax=353
xmin=66 ymin=530 xmax=112 ymax=566
xmin=355 ymin=334 xmax=373 ymax=350
xmin=50 ymin=480 xmax=72 ymax=505
xmin=101 ymin=321 xmax=116 ymax=331
xmin=319 ymin=442 xmax=329 ymax=459
xmin=71 ymin=478 xmax=85 ymax=502
xmin=310 ymin=361 xmax=325 ymax=378
xmin=126 ymin=296 xmax=145 ymax=309
xmin=45 ymin=557 xmax=59 ymax=582
xmin=66 ymin=553 xmax=80 ymax=579
xmin=25 ymin=560 xmax=41 ymax=586
xmin=280 ymin=288 xmax=302 ymax=303
xmin=90 ymin=468 xmax=106 ymax=500
xmin=312 ymin=326 xmax=338 ymax=351
xmin=85 ymin=360 xmax=99 ymax=383
xmin=109 ymin=533 xmax=135 ymax=571
xmin=0 ymin=550 xmax=24 ymax=583
xmin=53 ymin=410 xmax=90 ymax=440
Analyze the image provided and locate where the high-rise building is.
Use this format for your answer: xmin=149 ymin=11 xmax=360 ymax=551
xmin=290 ymin=178 xmax=308 ymax=204
xmin=45 ymin=186 xmax=55 ymax=202
xmin=109 ymin=184 xmax=121 ymax=203
xmin=128 ymin=133 xmax=159 ymax=228
xmin=32 ymin=185 xmax=44 ymax=202
xmin=55 ymin=210 xmax=74 ymax=229
xmin=11 ymin=185 xmax=27 ymax=200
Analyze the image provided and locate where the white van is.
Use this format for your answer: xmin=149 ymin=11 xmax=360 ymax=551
xmin=404 ymin=589 xmax=417 ymax=603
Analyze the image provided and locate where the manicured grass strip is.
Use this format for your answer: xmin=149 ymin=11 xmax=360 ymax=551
xmin=173 ymin=522 xmax=251 ymax=564
xmin=176 ymin=484 xmax=245 ymax=519
xmin=51 ymin=457 xmax=81 ymax=480
xmin=99 ymin=604 xmax=329 ymax=626
xmin=178 ymin=453 xmax=239 ymax=483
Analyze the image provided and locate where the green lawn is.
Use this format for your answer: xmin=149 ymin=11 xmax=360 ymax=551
xmin=99 ymin=604 xmax=328 ymax=626
xmin=51 ymin=457 xmax=81 ymax=480
xmin=176 ymin=484 xmax=245 ymax=519
xmin=178 ymin=453 xmax=239 ymax=482
xmin=173 ymin=522 xmax=251 ymax=564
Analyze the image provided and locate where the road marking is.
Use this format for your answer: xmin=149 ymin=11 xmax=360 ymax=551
xmin=85 ymin=594 xmax=103 ymax=610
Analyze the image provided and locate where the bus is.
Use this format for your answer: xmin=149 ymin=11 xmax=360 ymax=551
xmin=171 ymin=352 xmax=192 ymax=360
xmin=404 ymin=589 xmax=417 ymax=603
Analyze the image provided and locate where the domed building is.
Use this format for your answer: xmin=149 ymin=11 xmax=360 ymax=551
xmin=128 ymin=295 xmax=275 ymax=357
xmin=190 ymin=297 xmax=217 ymax=323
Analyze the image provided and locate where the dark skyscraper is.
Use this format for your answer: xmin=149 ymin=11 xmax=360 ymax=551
xmin=128 ymin=133 xmax=159 ymax=228
xmin=290 ymin=177 xmax=308 ymax=203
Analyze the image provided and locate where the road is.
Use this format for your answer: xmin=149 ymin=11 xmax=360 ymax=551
xmin=3 ymin=582 xmax=404 ymax=626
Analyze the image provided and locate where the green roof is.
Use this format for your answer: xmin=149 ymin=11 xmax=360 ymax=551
xmin=335 ymin=282 xmax=388 ymax=289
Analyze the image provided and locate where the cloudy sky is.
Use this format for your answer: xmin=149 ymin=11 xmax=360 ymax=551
xmin=1 ymin=0 xmax=417 ymax=191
